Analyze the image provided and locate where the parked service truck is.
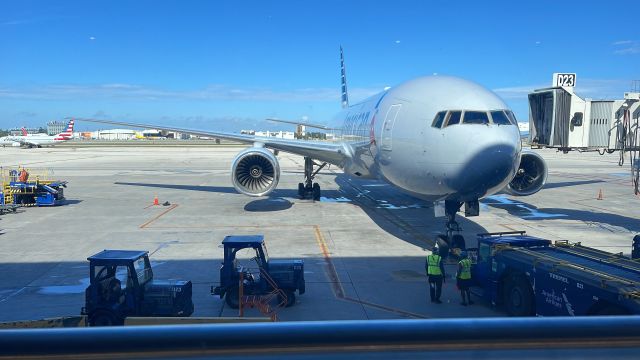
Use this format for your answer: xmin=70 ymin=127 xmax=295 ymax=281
xmin=470 ymin=231 xmax=640 ymax=316
xmin=82 ymin=250 xmax=194 ymax=326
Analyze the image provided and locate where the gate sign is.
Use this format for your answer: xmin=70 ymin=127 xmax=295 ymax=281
xmin=553 ymin=73 xmax=576 ymax=88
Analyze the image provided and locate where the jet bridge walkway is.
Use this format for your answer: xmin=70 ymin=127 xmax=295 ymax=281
xmin=528 ymin=77 xmax=640 ymax=194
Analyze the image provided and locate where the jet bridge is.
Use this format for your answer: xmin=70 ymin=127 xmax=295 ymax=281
xmin=528 ymin=77 xmax=640 ymax=151
xmin=528 ymin=74 xmax=640 ymax=193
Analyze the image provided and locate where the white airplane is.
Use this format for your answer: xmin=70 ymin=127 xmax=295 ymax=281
xmin=8 ymin=119 xmax=75 ymax=148
xmin=0 ymin=135 xmax=21 ymax=147
xmin=77 ymin=48 xmax=547 ymax=246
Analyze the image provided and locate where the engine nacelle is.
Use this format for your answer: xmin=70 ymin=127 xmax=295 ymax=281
xmin=505 ymin=150 xmax=548 ymax=196
xmin=231 ymin=147 xmax=280 ymax=197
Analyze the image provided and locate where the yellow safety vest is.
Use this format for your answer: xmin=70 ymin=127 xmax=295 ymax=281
xmin=458 ymin=258 xmax=472 ymax=280
xmin=426 ymin=254 xmax=442 ymax=276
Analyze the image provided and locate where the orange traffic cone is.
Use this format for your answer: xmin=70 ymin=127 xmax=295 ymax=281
xmin=596 ymin=189 xmax=604 ymax=200
xmin=153 ymin=195 xmax=159 ymax=206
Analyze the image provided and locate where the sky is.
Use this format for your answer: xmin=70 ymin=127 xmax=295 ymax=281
xmin=1 ymin=0 xmax=639 ymax=132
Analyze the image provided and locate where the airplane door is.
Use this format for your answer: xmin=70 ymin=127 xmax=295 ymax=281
xmin=380 ymin=104 xmax=401 ymax=151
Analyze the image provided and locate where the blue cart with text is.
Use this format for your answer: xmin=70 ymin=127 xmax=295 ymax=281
xmin=470 ymin=231 xmax=640 ymax=316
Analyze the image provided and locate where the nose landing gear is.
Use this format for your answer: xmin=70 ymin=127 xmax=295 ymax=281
xmin=298 ymin=157 xmax=327 ymax=201
xmin=435 ymin=200 xmax=467 ymax=258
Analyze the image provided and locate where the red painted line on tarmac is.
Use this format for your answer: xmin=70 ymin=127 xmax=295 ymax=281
xmin=139 ymin=204 xmax=179 ymax=228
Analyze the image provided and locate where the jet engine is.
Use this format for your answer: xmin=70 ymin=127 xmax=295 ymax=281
xmin=505 ymin=150 xmax=547 ymax=196
xmin=231 ymin=147 xmax=280 ymax=197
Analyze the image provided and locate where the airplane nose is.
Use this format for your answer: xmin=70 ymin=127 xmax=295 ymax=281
xmin=448 ymin=140 xmax=519 ymax=198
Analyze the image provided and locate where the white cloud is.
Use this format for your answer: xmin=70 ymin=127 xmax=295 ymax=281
xmin=0 ymin=83 xmax=381 ymax=103
xmin=612 ymin=40 xmax=640 ymax=55
xmin=2 ymin=19 xmax=34 ymax=26
xmin=493 ymin=84 xmax=545 ymax=99
xmin=494 ymin=79 xmax=631 ymax=101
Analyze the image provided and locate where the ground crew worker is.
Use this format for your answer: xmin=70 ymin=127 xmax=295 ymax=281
xmin=18 ymin=168 xmax=29 ymax=182
xmin=457 ymin=251 xmax=473 ymax=306
xmin=426 ymin=244 xmax=445 ymax=304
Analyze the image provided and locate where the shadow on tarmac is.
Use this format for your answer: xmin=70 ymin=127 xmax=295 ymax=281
xmin=542 ymin=179 xmax=605 ymax=190
xmin=485 ymin=197 xmax=640 ymax=233
xmin=0 ymin=255 xmax=502 ymax=323
xmin=244 ymin=198 xmax=293 ymax=212
xmin=114 ymin=174 xmax=490 ymax=250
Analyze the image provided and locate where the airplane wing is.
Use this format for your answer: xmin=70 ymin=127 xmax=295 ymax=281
xmin=265 ymin=118 xmax=337 ymax=130
xmin=75 ymin=118 xmax=349 ymax=165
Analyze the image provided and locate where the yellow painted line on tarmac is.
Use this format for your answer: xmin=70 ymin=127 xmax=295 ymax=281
xmin=139 ymin=204 xmax=179 ymax=229
xmin=313 ymin=225 xmax=346 ymax=299
xmin=313 ymin=225 xmax=427 ymax=319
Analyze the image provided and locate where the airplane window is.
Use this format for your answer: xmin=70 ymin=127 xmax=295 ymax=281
xmin=505 ymin=110 xmax=518 ymax=125
xmin=431 ymin=111 xmax=447 ymax=128
xmin=446 ymin=111 xmax=461 ymax=126
xmin=490 ymin=111 xmax=511 ymax=125
xmin=463 ymin=111 xmax=489 ymax=124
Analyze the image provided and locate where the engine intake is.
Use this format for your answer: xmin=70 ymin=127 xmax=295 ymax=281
xmin=505 ymin=150 xmax=547 ymax=196
xmin=231 ymin=147 xmax=280 ymax=197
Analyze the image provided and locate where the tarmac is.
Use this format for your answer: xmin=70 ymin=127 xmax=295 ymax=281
xmin=0 ymin=145 xmax=638 ymax=322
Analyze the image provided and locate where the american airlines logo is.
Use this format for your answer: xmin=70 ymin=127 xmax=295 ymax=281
xmin=56 ymin=119 xmax=75 ymax=139
xmin=343 ymin=111 xmax=371 ymax=136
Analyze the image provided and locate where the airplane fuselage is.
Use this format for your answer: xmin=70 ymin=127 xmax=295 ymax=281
xmin=332 ymin=76 xmax=522 ymax=202
xmin=7 ymin=135 xmax=70 ymax=146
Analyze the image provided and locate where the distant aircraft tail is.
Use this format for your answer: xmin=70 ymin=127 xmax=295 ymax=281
xmin=56 ymin=119 xmax=75 ymax=139
xmin=340 ymin=46 xmax=349 ymax=109
xmin=21 ymin=127 xmax=28 ymax=136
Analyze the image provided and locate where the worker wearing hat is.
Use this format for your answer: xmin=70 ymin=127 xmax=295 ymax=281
xmin=426 ymin=243 xmax=445 ymax=304
xmin=457 ymin=251 xmax=473 ymax=306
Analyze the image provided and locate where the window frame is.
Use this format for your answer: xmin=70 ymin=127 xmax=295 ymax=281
xmin=489 ymin=110 xmax=511 ymax=125
xmin=431 ymin=111 xmax=447 ymax=128
xmin=462 ymin=110 xmax=490 ymax=125
xmin=505 ymin=110 xmax=518 ymax=125
xmin=444 ymin=110 xmax=462 ymax=127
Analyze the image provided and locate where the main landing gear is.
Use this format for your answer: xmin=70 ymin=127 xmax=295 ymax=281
xmin=435 ymin=200 xmax=467 ymax=258
xmin=298 ymin=157 xmax=327 ymax=201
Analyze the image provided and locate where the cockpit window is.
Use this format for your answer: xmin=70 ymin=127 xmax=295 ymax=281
xmin=434 ymin=109 xmax=516 ymax=128
xmin=463 ymin=111 xmax=489 ymax=124
xmin=431 ymin=111 xmax=446 ymax=128
xmin=490 ymin=110 xmax=511 ymax=125
xmin=445 ymin=111 xmax=461 ymax=126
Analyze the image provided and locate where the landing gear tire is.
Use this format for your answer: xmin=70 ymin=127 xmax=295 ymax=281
xmin=435 ymin=235 xmax=450 ymax=258
xmin=300 ymin=156 xmax=326 ymax=201
xmin=451 ymin=234 xmax=466 ymax=250
xmin=504 ymin=274 xmax=535 ymax=316
xmin=312 ymin=183 xmax=321 ymax=201
xmin=278 ymin=290 xmax=296 ymax=307
xmin=595 ymin=305 xmax=630 ymax=315
xmin=225 ymin=286 xmax=240 ymax=309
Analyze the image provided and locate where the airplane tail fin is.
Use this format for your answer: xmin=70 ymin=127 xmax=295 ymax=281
xmin=340 ymin=46 xmax=349 ymax=109
xmin=57 ymin=118 xmax=75 ymax=138
xmin=21 ymin=127 xmax=28 ymax=136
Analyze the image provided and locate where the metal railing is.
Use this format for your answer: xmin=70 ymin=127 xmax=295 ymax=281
xmin=2 ymin=316 xmax=640 ymax=359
